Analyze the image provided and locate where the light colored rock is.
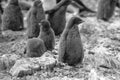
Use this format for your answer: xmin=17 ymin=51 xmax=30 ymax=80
xmin=10 ymin=51 xmax=57 ymax=77
xmin=41 ymin=0 xmax=56 ymax=11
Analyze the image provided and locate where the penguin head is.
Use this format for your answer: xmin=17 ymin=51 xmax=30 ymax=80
xmin=33 ymin=0 xmax=42 ymax=7
xmin=74 ymin=17 xmax=84 ymax=24
xmin=67 ymin=16 xmax=84 ymax=29
xmin=9 ymin=0 xmax=18 ymax=5
xmin=72 ymin=16 xmax=84 ymax=25
xmin=39 ymin=20 xmax=50 ymax=31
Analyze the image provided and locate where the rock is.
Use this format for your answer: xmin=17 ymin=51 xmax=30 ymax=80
xmin=88 ymin=69 xmax=98 ymax=80
xmin=41 ymin=0 xmax=56 ymax=11
xmin=0 ymin=54 xmax=21 ymax=71
xmin=10 ymin=51 xmax=57 ymax=77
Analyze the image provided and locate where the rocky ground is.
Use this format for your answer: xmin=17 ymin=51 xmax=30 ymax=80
xmin=0 ymin=0 xmax=120 ymax=80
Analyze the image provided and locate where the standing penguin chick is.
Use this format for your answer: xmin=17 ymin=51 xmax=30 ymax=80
xmin=26 ymin=0 xmax=45 ymax=38
xmin=58 ymin=16 xmax=84 ymax=66
xmin=45 ymin=0 xmax=72 ymax=36
xmin=1 ymin=0 xmax=24 ymax=31
xmin=97 ymin=0 xmax=117 ymax=21
xmin=38 ymin=20 xmax=55 ymax=51
xmin=26 ymin=38 xmax=47 ymax=57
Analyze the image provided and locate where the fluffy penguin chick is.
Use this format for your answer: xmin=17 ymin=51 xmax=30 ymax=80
xmin=1 ymin=0 xmax=24 ymax=31
xmin=45 ymin=0 xmax=72 ymax=36
xmin=58 ymin=16 xmax=84 ymax=66
xmin=97 ymin=0 xmax=117 ymax=21
xmin=26 ymin=0 xmax=45 ymax=38
xmin=39 ymin=20 xmax=55 ymax=51
xmin=26 ymin=38 xmax=46 ymax=57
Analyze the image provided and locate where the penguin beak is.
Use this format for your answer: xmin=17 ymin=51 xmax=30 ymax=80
xmin=78 ymin=19 xmax=84 ymax=24
xmin=81 ymin=20 xmax=84 ymax=23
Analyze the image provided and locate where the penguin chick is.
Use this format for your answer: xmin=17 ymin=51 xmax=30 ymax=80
xmin=38 ymin=20 xmax=55 ymax=51
xmin=97 ymin=0 xmax=117 ymax=21
xmin=26 ymin=38 xmax=47 ymax=57
xmin=58 ymin=16 xmax=84 ymax=66
xmin=45 ymin=0 xmax=72 ymax=36
xmin=26 ymin=0 xmax=45 ymax=38
xmin=1 ymin=0 xmax=24 ymax=31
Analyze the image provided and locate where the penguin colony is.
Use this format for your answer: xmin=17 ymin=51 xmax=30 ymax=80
xmin=0 ymin=0 xmax=117 ymax=66
xmin=26 ymin=0 xmax=84 ymax=66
